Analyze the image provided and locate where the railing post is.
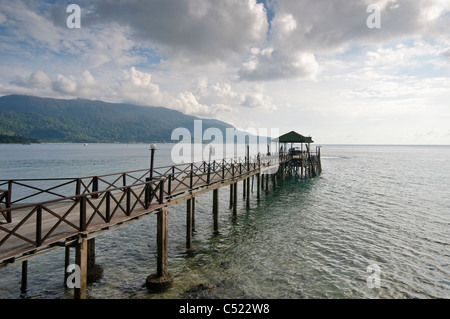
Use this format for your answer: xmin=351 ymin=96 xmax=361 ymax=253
xmin=7 ymin=180 xmax=12 ymax=204
xmin=222 ymin=159 xmax=225 ymax=180
xmin=190 ymin=163 xmax=193 ymax=190
xmin=80 ymin=196 xmax=86 ymax=231
xmin=92 ymin=176 xmax=99 ymax=199
xmin=159 ymin=179 xmax=164 ymax=204
xmin=145 ymin=178 xmax=151 ymax=208
xmin=105 ymin=191 xmax=111 ymax=222
xmin=207 ymin=163 xmax=211 ymax=185
xmin=247 ymin=144 xmax=250 ymax=172
xmin=76 ymin=178 xmax=81 ymax=195
xmin=168 ymin=174 xmax=172 ymax=196
xmin=36 ymin=205 xmax=42 ymax=246
xmin=126 ymin=187 xmax=131 ymax=216
xmin=4 ymin=183 xmax=12 ymax=223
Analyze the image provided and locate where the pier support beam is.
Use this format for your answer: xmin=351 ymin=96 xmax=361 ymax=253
xmin=74 ymin=238 xmax=88 ymax=299
xmin=87 ymin=238 xmax=103 ymax=283
xmin=257 ymin=173 xmax=261 ymax=200
xmin=229 ymin=184 xmax=233 ymax=209
xmin=213 ymin=189 xmax=219 ymax=234
xmin=186 ymin=198 xmax=194 ymax=250
xmin=21 ymin=260 xmax=28 ymax=293
xmin=192 ymin=197 xmax=196 ymax=232
xmin=146 ymin=208 xmax=173 ymax=291
xmin=64 ymin=246 xmax=70 ymax=286
xmin=232 ymin=182 xmax=237 ymax=218
xmin=246 ymin=177 xmax=250 ymax=209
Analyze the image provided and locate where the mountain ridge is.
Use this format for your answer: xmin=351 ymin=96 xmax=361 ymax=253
xmin=0 ymin=94 xmax=235 ymax=143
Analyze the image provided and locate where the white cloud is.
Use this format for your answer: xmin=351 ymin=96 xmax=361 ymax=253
xmin=173 ymin=91 xmax=211 ymax=115
xmin=241 ymin=92 xmax=276 ymax=111
xmin=113 ymin=67 xmax=164 ymax=106
xmin=93 ymin=0 xmax=268 ymax=66
xmin=237 ymin=0 xmax=450 ymax=82
xmin=49 ymin=70 xmax=100 ymax=97
xmin=269 ymin=0 xmax=448 ymax=52
xmin=11 ymin=71 xmax=51 ymax=89
xmin=1 ymin=0 xmax=450 ymax=144
xmin=239 ymin=47 xmax=319 ymax=81
xmin=52 ymin=74 xmax=78 ymax=94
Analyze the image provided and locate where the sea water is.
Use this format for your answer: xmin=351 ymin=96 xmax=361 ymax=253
xmin=0 ymin=143 xmax=449 ymax=299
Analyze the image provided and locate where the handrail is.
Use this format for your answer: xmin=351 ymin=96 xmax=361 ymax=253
xmin=0 ymin=151 xmax=321 ymax=261
xmin=0 ymin=178 xmax=166 ymax=252
xmin=0 ymin=152 xmax=285 ymax=205
xmin=0 ymin=151 xmax=315 ymax=215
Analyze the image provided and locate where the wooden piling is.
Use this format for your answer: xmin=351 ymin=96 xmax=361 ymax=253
xmin=64 ymin=246 xmax=70 ymax=286
xmin=232 ymin=182 xmax=237 ymax=217
xmin=146 ymin=208 xmax=173 ymax=291
xmin=74 ymin=238 xmax=88 ymax=299
xmin=213 ymin=189 xmax=219 ymax=234
xmin=192 ymin=197 xmax=196 ymax=232
xmin=246 ymin=177 xmax=250 ymax=209
xmin=21 ymin=260 xmax=27 ymax=293
xmin=257 ymin=173 xmax=261 ymax=200
xmin=157 ymin=209 xmax=169 ymax=277
xmin=87 ymin=238 xmax=103 ymax=283
xmin=261 ymin=172 xmax=264 ymax=190
xmin=186 ymin=198 xmax=193 ymax=250
xmin=229 ymin=184 xmax=233 ymax=209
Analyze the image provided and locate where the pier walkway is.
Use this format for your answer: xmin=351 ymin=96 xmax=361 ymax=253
xmin=0 ymin=148 xmax=321 ymax=298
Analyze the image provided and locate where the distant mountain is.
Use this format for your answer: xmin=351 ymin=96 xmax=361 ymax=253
xmin=0 ymin=134 xmax=38 ymax=144
xmin=0 ymin=95 xmax=235 ymax=143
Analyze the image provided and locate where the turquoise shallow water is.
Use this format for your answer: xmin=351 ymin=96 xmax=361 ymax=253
xmin=0 ymin=144 xmax=449 ymax=299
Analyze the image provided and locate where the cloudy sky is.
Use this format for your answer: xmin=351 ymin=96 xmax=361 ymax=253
xmin=1 ymin=0 xmax=449 ymax=144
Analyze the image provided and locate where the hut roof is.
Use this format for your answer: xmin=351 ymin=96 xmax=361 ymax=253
xmin=273 ymin=131 xmax=314 ymax=143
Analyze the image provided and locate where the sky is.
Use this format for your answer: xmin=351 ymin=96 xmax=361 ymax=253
xmin=0 ymin=0 xmax=450 ymax=144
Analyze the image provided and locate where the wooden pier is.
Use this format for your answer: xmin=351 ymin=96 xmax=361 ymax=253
xmin=0 ymin=133 xmax=321 ymax=298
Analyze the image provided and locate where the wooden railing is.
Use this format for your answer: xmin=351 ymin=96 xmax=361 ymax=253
xmin=0 ymin=178 xmax=165 ymax=253
xmin=0 ymin=188 xmax=11 ymax=223
xmin=0 ymin=153 xmax=282 ymax=207
xmin=0 ymin=152 xmax=291 ymax=259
